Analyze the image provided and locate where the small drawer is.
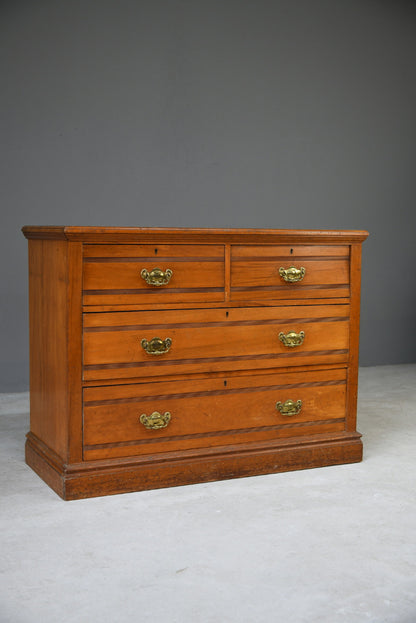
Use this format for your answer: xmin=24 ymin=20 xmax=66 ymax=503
xmin=83 ymin=304 xmax=350 ymax=381
xmin=83 ymin=244 xmax=225 ymax=306
xmin=83 ymin=368 xmax=347 ymax=460
xmin=231 ymin=245 xmax=350 ymax=301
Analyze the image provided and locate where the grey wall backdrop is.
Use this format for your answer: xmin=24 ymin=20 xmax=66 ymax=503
xmin=1 ymin=0 xmax=415 ymax=391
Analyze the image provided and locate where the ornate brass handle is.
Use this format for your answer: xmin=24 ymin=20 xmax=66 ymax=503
xmin=279 ymin=330 xmax=305 ymax=348
xmin=141 ymin=337 xmax=172 ymax=355
xmin=140 ymin=411 xmax=171 ymax=430
xmin=276 ymin=399 xmax=302 ymax=416
xmin=279 ymin=266 xmax=306 ymax=283
xmin=141 ymin=267 xmax=173 ymax=286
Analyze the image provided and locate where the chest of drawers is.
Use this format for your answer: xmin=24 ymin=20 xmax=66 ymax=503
xmin=22 ymin=227 xmax=368 ymax=499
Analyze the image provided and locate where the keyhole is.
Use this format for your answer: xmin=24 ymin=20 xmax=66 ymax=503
xmin=224 ymin=380 xmax=227 ymax=387
xmin=226 ymin=311 xmax=229 ymax=318
xmin=154 ymin=248 xmax=158 ymax=255
xmin=290 ymin=248 xmax=293 ymax=255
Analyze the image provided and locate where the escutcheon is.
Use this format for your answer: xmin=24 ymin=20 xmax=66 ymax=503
xmin=141 ymin=337 xmax=172 ymax=355
xmin=140 ymin=411 xmax=171 ymax=430
xmin=278 ymin=266 xmax=306 ymax=283
xmin=276 ymin=399 xmax=302 ymax=416
xmin=141 ymin=267 xmax=173 ymax=286
xmin=278 ymin=330 xmax=305 ymax=348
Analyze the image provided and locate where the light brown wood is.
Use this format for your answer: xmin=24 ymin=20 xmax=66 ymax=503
xmin=82 ymin=297 xmax=352 ymax=313
xmin=83 ymin=351 xmax=350 ymax=382
xmin=83 ymin=244 xmax=224 ymax=305
xmin=27 ymin=430 xmax=363 ymax=500
xmin=22 ymin=226 xmax=369 ymax=244
xmin=84 ymin=366 xmax=347 ymax=398
xmin=83 ymin=302 xmax=350 ymax=326
xmin=84 ymin=261 xmax=224 ymax=291
xmin=83 ymin=368 xmax=347 ymax=459
xmin=84 ymin=422 xmax=347 ymax=461
xmin=81 ymin=362 xmax=348 ymax=388
xmin=27 ymin=240 xmax=70 ymax=460
xmin=83 ymin=309 xmax=349 ymax=380
xmin=83 ymin=243 xmax=225 ymax=306
xmin=83 ymin=243 xmax=224 ymax=258
xmin=231 ymin=259 xmax=349 ymax=288
xmin=230 ymin=245 xmax=350 ymax=302
xmin=67 ymin=242 xmax=84 ymax=462
xmin=22 ymin=227 xmax=368 ymax=499
xmin=224 ymin=244 xmax=231 ymax=302
xmin=345 ymin=243 xmax=363 ymax=432
xmin=82 ymin=304 xmax=350 ymax=380
xmin=25 ymin=434 xmax=65 ymax=498
xmin=230 ymin=287 xmax=351 ymax=302
xmin=83 ymin=290 xmax=225 ymax=307
xmin=26 ymin=240 xmax=84 ymax=464
xmin=231 ymin=245 xmax=350 ymax=258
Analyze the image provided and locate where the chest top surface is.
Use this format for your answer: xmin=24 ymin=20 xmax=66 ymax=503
xmin=22 ymin=226 xmax=369 ymax=244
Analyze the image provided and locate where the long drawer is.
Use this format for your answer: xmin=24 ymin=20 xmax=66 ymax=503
xmin=83 ymin=244 xmax=225 ymax=306
xmin=83 ymin=367 xmax=347 ymax=460
xmin=83 ymin=304 xmax=350 ymax=380
xmin=231 ymin=245 xmax=350 ymax=301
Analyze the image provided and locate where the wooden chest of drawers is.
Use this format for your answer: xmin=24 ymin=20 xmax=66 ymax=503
xmin=22 ymin=227 xmax=368 ymax=500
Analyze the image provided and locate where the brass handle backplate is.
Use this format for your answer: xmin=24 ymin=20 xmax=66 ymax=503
xmin=276 ymin=399 xmax=302 ymax=416
xmin=279 ymin=330 xmax=305 ymax=348
xmin=279 ymin=266 xmax=306 ymax=283
xmin=141 ymin=267 xmax=173 ymax=286
xmin=141 ymin=337 xmax=172 ymax=355
xmin=140 ymin=411 xmax=171 ymax=430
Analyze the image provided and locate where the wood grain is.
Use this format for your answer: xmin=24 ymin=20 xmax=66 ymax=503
xmin=27 ymin=240 xmax=69 ymax=460
xmin=83 ymin=422 xmax=347 ymax=461
xmin=83 ymin=368 xmax=347 ymax=459
xmin=82 ymin=351 xmax=350 ymax=381
xmin=232 ymin=245 xmax=350 ymax=258
xmin=83 ymin=243 xmax=225 ymax=305
xmin=84 ymin=257 xmax=225 ymax=306
xmin=83 ymin=243 xmax=224 ymax=258
xmin=82 ymin=297 xmax=352 ymax=313
xmin=22 ymin=226 xmax=369 ymax=244
xmin=83 ymin=305 xmax=349 ymax=380
xmin=84 ymin=320 xmax=349 ymax=363
xmin=22 ymin=227 xmax=368 ymax=499
xmin=345 ymin=243 xmax=363 ymax=432
xmin=83 ymin=376 xmax=347 ymax=458
xmin=34 ymin=432 xmax=363 ymax=500
xmin=231 ymin=258 xmax=349 ymax=297
xmin=83 ymin=366 xmax=346 ymax=400
xmin=67 ymin=242 xmax=83 ymax=462
xmin=83 ymin=303 xmax=350 ymax=327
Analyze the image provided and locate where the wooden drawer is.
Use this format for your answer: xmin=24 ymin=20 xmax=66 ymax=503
xmin=83 ymin=368 xmax=347 ymax=460
xmin=231 ymin=245 xmax=350 ymax=301
xmin=83 ymin=304 xmax=350 ymax=380
xmin=83 ymin=244 xmax=225 ymax=306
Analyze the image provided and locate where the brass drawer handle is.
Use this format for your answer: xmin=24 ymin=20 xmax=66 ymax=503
xmin=141 ymin=267 xmax=173 ymax=286
xmin=141 ymin=337 xmax=172 ymax=355
xmin=140 ymin=411 xmax=171 ymax=430
xmin=276 ymin=399 xmax=302 ymax=416
xmin=279 ymin=266 xmax=305 ymax=283
xmin=279 ymin=330 xmax=305 ymax=348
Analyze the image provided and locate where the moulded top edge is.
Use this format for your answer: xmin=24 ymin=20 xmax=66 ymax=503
xmin=21 ymin=226 xmax=369 ymax=243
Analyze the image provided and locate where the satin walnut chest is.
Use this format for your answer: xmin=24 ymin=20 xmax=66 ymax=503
xmin=22 ymin=227 xmax=368 ymax=499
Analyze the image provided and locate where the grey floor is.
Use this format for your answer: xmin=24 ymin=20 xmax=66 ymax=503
xmin=1 ymin=364 xmax=415 ymax=623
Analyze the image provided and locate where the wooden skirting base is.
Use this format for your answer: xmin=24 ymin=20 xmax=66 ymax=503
xmin=26 ymin=432 xmax=363 ymax=501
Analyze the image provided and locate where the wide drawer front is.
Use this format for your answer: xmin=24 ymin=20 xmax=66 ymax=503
xmin=83 ymin=304 xmax=350 ymax=380
xmin=83 ymin=244 xmax=225 ymax=306
xmin=231 ymin=245 xmax=350 ymax=301
xmin=83 ymin=368 xmax=347 ymax=460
